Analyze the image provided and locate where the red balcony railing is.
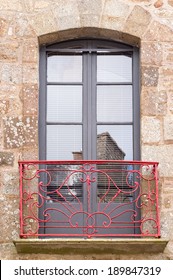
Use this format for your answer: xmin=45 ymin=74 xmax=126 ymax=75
xmin=19 ymin=160 xmax=160 ymax=238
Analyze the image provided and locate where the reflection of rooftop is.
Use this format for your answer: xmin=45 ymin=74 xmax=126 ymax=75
xmin=72 ymin=132 xmax=126 ymax=160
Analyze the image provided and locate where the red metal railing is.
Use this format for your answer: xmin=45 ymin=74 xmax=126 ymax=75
xmin=19 ymin=160 xmax=160 ymax=238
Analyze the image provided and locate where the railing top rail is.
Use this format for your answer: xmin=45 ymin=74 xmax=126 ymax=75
xmin=18 ymin=160 xmax=159 ymax=165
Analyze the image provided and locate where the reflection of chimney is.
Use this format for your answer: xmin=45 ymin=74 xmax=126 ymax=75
xmin=72 ymin=151 xmax=83 ymax=160
xmin=97 ymin=132 xmax=125 ymax=160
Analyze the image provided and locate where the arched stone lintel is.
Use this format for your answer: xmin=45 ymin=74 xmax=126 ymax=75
xmin=38 ymin=27 xmax=140 ymax=47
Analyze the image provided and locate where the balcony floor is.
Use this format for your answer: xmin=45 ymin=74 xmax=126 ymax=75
xmin=14 ymin=238 xmax=168 ymax=255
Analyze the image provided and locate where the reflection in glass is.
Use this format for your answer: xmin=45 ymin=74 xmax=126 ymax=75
xmin=47 ymin=55 xmax=82 ymax=82
xmin=97 ymin=125 xmax=133 ymax=160
xmin=47 ymin=125 xmax=82 ymax=160
xmin=47 ymin=85 xmax=82 ymax=122
xmin=97 ymin=85 xmax=132 ymax=122
xmin=97 ymin=55 xmax=132 ymax=83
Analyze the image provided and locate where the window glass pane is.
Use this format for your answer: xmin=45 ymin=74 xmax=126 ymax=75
xmin=47 ymin=55 xmax=82 ymax=82
xmin=47 ymin=125 xmax=82 ymax=160
xmin=97 ymin=125 xmax=133 ymax=160
xmin=97 ymin=85 xmax=132 ymax=122
xmin=47 ymin=85 xmax=82 ymax=122
xmin=97 ymin=55 xmax=132 ymax=83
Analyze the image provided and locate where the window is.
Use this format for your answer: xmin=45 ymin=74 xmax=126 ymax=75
xmin=39 ymin=39 xmax=140 ymax=237
xmin=39 ymin=39 xmax=140 ymax=161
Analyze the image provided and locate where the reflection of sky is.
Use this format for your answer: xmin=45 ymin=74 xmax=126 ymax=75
xmin=47 ymin=55 xmax=82 ymax=82
xmin=47 ymin=85 xmax=82 ymax=122
xmin=47 ymin=125 xmax=82 ymax=160
xmin=97 ymin=55 xmax=132 ymax=83
xmin=97 ymin=85 xmax=132 ymax=122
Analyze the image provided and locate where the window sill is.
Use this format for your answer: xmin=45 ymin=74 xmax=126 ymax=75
xmin=13 ymin=238 xmax=168 ymax=255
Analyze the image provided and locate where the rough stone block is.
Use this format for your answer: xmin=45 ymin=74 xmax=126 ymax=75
xmin=159 ymin=67 xmax=173 ymax=90
xmin=22 ymin=64 xmax=38 ymax=84
xmin=124 ymin=6 xmax=151 ymax=37
xmin=77 ymin=0 xmax=103 ymax=15
xmin=162 ymin=178 xmax=173 ymax=194
xmin=163 ymin=43 xmax=173 ymax=65
xmin=142 ymin=117 xmax=161 ymax=143
xmin=29 ymin=10 xmax=57 ymax=36
xmin=0 ymin=0 xmax=22 ymax=11
xmin=54 ymin=0 xmax=79 ymax=17
xmin=142 ymin=66 xmax=159 ymax=87
xmin=57 ymin=16 xmax=80 ymax=30
xmin=141 ymin=88 xmax=167 ymax=116
xmin=141 ymin=42 xmax=163 ymax=66
xmin=1 ymin=64 xmax=22 ymax=84
xmin=0 ymin=42 xmax=18 ymax=61
xmin=100 ymin=16 xmax=125 ymax=31
xmin=15 ymin=16 xmax=36 ymax=38
xmin=0 ymin=152 xmax=14 ymax=166
xmin=154 ymin=0 xmax=163 ymax=8
xmin=0 ymin=96 xmax=22 ymax=116
xmin=163 ymin=196 xmax=173 ymax=209
xmin=2 ymin=171 xmax=19 ymax=195
xmin=168 ymin=0 xmax=173 ymax=7
xmin=144 ymin=21 xmax=173 ymax=42
xmin=80 ymin=14 xmax=100 ymax=28
xmin=22 ymin=40 xmax=38 ymax=63
xmin=21 ymin=84 xmax=38 ymax=116
xmin=103 ymin=0 xmax=130 ymax=18
xmin=164 ymin=115 xmax=173 ymax=141
xmin=0 ymin=196 xmax=20 ymax=242
xmin=0 ymin=17 xmax=8 ymax=36
xmin=0 ymin=243 xmax=18 ymax=260
xmin=168 ymin=90 xmax=173 ymax=114
xmin=161 ymin=211 xmax=173 ymax=238
xmin=3 ymin=116 xmax=38 ymax=148
xmin=0 ymin=100 xmax=9 ymax=115
xmin=142 ymin=145 xmax=173 ymax=177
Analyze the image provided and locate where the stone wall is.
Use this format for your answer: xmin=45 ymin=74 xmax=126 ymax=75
xmin=0 ymin=0 xmax=173 ymax=259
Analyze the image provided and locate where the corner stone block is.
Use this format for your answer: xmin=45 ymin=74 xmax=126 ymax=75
xmin=141 ymin=88 xmax=167 ymax=116
xmin=21 ymin=84 xmax=38 ymax=116
xmin=141 ymin=42 xmax=163 ymax=66
xmin=142 ymin=117 xmax=161 ymax=143
xmin=142 ymin=66 xmax=159 ymax=87
xmin=142 ymin=145 xmax=173 ymax=177
xmin=3 ymin=116 xmax=38 ymax=149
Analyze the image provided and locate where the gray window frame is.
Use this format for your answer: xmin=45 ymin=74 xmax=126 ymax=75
xmin=39 ymin=39 xmax=140 ymax=161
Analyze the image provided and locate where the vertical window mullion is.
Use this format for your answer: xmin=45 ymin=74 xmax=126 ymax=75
xmin=91 ymin=52 xmax=97 ymax=160
xmin=83 ymin=52 xmax=89 ymax=160
xmin=39 ymin=47 xmax=47 ymax=160
xmin=133 ymin=47 xmax=140 ymax=160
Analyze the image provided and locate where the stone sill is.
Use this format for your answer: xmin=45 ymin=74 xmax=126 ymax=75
xmin=13 ymin=238 xmax=168 ymax=255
